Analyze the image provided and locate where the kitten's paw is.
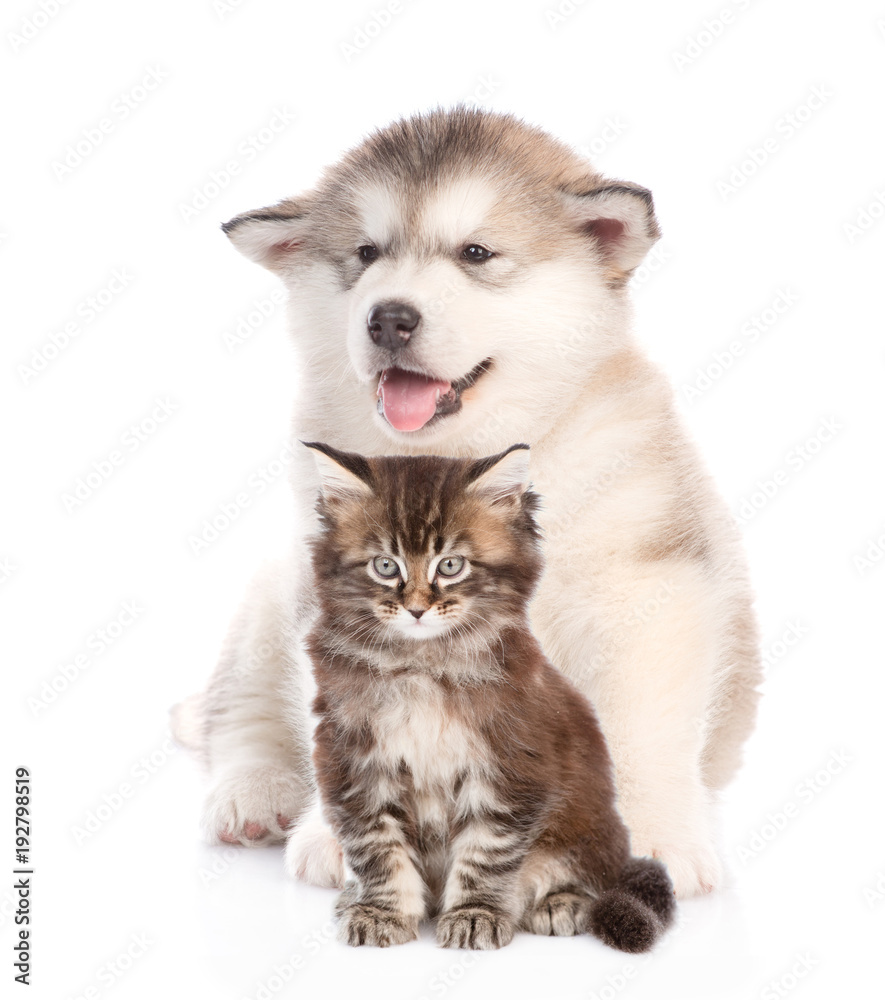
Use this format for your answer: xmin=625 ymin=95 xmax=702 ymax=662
xmin=524 ymin=891 xmax=591 ymax=936
xmin=631 ymin=838 xmax=722 ymax=899
xmin=202 ymin=764 xmax=307 ymax=847
xmin=333 ymin=880 xmax=360 ymax=917
xmin=337 ymin=903 xmax=418 ymax=948
xmin=284 ymin=807 xmax=345 ymax=888
xmin=437 ymin=908 xmax=514 ymax=950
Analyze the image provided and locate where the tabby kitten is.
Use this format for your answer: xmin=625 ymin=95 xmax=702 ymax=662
xmin=303 ymin=441 xmax=675 ymax=952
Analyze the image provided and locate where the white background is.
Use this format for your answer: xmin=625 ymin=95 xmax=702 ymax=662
xmin=4 ymin=1 xmax=884 ymax=998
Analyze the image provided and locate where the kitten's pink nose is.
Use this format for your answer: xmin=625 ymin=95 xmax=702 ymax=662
xmin=407 ymin=608 xmax=425 ymax=619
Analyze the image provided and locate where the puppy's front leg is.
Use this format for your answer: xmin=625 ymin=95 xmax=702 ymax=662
xmin=579 ymin=565 xmax=725 ymax=898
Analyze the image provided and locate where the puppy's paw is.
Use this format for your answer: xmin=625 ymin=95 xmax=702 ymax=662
xmin=337 ymin=903 xmax=418 ymax=947
xmin=437 ymin=908 xmax=514 ymax=950
xmin=630 ymin=837 xmax=722 ymax=899
xmin=284 ymin=807 xmax=345 ymax=888
xmin=524 ymin=891 xmax=591 ymax=936
xmin=623 ymin=794 xmax=722 ymax=899
xmin=202 ymin=764 xmax=307 ymax=847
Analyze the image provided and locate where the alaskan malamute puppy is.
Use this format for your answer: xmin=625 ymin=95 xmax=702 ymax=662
xmin=181 ymin=108 xmax=761 ymax=899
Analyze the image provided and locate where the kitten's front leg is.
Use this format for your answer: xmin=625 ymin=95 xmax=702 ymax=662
xmin=335 ymin=809 xmax=426 ymax=948
xmin=436 ymin=805 xmax=533 ymax=951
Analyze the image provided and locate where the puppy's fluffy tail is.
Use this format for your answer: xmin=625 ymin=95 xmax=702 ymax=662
xmin=587 ymin=857 xmax=675 ymax=953
xmin=169 ymin=692 xmax=207 ymax=761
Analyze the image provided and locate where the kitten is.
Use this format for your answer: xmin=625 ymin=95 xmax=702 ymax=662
xmin=302 ymin=441 xmax=675 ymax=952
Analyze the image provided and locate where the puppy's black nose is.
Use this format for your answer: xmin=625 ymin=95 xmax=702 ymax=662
xmin=368 ymin=301 xmax=420 ymax=352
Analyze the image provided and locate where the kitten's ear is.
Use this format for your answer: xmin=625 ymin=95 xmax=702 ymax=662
xmin=466 ymin=444 xmax=530 ymax=503
xmin=222 ymin=195 xmax=314 ymax=273
xmin=303 ymin=442 xmax=373 ymax=499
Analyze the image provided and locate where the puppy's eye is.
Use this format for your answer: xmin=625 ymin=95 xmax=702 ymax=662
xmin=372 ymin=556 xmax=400 ymax=578
xmin=358 ymin=245 xmax=379 ymax=263
xmin=461 ymin=244 xmax=494 ymax=263
xmin=437 ymin=556 xmax=466 ymax=578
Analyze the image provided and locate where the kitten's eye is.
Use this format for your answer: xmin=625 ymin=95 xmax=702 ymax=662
xmin=372 ymin=556 xmax=400 ymax=578
xmin=358 ymin=245 xmax=379 ymax=263
xmin=437 ymin=556 xmax=466 ymax=578
xmin=461 ymin=244 xmax=494 ymax=263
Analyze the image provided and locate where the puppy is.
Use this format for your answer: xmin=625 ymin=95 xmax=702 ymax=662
xmin=178 ymin=107 xmax=761 ymax=899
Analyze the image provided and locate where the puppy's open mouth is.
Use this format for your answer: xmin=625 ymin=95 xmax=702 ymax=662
xmin=376 ymin=359 xmax=492 ymax=432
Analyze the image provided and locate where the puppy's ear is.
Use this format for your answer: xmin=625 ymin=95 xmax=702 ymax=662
xmin=563 ymin=181 xmax=660 ymax=278
xmin=222 ymin=196 xmax=313 ymax=273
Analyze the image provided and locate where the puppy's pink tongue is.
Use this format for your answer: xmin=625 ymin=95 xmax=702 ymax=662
xmin=378 ymin=368 xmax=451 ymax=432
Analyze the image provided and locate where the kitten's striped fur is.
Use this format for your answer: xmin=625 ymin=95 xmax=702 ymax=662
xmin=305 ymin=442 xmax=675 ymax=952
